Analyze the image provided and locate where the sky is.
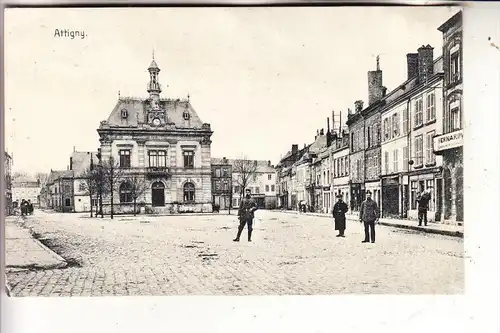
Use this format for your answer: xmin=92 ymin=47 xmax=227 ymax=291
xmin=4 ymin=6 xmax=460 ymax=174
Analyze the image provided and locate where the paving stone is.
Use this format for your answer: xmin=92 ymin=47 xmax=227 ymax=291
xmin=5 ymin=210 xmax=464 ymax=296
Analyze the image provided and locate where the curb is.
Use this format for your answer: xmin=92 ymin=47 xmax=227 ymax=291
xmin=7 ymin=222 xmax=68 ymax=270
xmin=277 ymin=210 xmax=463 ymax=238
xmin=377 ymin=221 xmax=464 ymax=238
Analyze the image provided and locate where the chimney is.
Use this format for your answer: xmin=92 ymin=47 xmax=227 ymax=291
xmin=73 ymin=146 xmax=76 ymax=152
xmin=417 ymin=45 xmax=434 ymax=84
xmin=327 ymin=117 xmax=330 ymax=134
xmin=354 ymin=100 xmax=364 ymax=113
xmin=406 ymin=53 xmax=419 ymax=80
xmin=320 ymin=128 xmax=324 ymax=136
xmin=292 ymin=144 xmax=298 ymax=155
xmin=268 ymin=160 xmax=271 ymax=166
xmin=367 ymin=56 xmax=383 ymax=105
xmin=70 ymin=157 xmax=73 ymax=170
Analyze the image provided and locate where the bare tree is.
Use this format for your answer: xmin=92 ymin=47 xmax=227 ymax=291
xmin=100 ymin=156 xmax=125 ymax=220
xmin=81 ymin=167 xmax=99 ymax=217
xmin=233 ymin=157 xmax=258 ymax=198
xmin=126 ymin=174 xmax=149 ymax=216
xmin=12 ymin=171 xmax=28 ymax=181
xmin=34 ymin=172 xmax=49 ymax=187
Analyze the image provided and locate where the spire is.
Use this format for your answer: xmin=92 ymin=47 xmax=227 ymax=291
xmin=147 ymin=54 xmax=161 ymax=99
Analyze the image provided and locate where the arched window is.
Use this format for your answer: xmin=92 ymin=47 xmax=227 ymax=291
xmin=183 ymin=182 xmax=195 ymax=202
xmin=119 ymin=182 xmax=133 ymax=203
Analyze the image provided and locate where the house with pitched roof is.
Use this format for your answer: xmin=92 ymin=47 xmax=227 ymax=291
xmin=96 ymin=57 xmax=213 ymax=214
xmin=70 ymin=150 xmax=99 ymax=212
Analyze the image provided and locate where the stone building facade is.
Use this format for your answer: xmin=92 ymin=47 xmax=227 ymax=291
xmin=434 ymin=10 xmax=463 ymax=224
xmin=96 ymin=57 xmax=213 ymax=214
xmin=332 ymin=133 xmax=350 ymax=211
xmin=210 ymin=157 xmax=232 ymax=210
xmin=347 ymin=104 xmax=365 ymax=212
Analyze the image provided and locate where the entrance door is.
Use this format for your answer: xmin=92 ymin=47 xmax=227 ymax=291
xmin=435 ymin=178 xmax=443 ymax=221
xmin=152 ymin=181 xmax=165 ymax=207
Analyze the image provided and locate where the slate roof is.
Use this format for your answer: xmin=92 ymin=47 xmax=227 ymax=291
xmin=211 ymin=158 xmax=275 ymax=173
xmin=71 ymin=151 xmax=98 ymax=177
xmin=47 ymin=170 xmax=73 ymax=185
xmin=102 ymin=60 xmax=206 ymax=130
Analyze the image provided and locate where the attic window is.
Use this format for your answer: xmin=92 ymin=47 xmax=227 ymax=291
xmin=183 ymin=111 xmax=190 ymax=120
xmin=121 ymin=109 xmax=128 ymax=119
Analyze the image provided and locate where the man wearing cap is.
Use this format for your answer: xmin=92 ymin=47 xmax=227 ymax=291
xmin=233 ymin=188 xmax=258 ymax=242
xmin=360 ymin=190 xmax=380 ymax=243
xmin=332 ymin=193 xmax=349 ymax=237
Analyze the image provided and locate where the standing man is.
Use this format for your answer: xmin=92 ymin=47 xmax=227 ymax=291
xmin=360 ymin=190 xmax=380 ymax=243
xmin=233 ymin=188 xmax=258 ymax=242
xmin=332 ymin=193 xmax=349 ymax=237
xmin=417 ymin=189 xmax=431 ymax=226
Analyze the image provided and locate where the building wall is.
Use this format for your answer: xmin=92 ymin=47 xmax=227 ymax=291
xmin=348 ymin=118 xmax=365 ymax=184
xmin=364 ymin=112 xmax=381 ymax=182
xmin=12 ymin=184 xmax=41 ymax=205
xmin=99 ymin=136 xmax=213 ymax=214
xmin=231 ymin=170 xmax=277 ymax=209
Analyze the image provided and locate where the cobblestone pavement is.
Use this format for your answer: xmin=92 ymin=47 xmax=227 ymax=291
xmin=6 ymin=210 xmax=464 ymax=296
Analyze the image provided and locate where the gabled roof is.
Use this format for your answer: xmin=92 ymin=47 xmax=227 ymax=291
xmin=47 ymin=170 xmax=73 ymax=185
xmin=212 ymin=158 xmax=275 ymax=173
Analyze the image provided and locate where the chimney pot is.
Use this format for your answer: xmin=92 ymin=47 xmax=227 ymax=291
xmin=406 ymin=53 xmax=419 ymax=80
xmin=417 ymin=45 xmax=434 ymax=84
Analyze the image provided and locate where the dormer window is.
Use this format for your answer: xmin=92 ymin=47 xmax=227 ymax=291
xmin=183 ymin=111 xmax=190 ymax=120
xmin=121 ymin=109 xmax=128 ymax=119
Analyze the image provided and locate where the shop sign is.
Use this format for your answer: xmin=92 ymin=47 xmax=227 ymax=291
xmin=433 ymin=130 xmax=463 ymax=152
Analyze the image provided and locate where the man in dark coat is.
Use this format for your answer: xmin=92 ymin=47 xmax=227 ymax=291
xmin=417 ymin=189 xmax=431 ymax=226
xmin=332 ymin=193 xmax=349 ymax=237
xmin=360 ymin=191 xmax=380 ymax=243
xmin=233 ymin=188 xmax=258 ymax=242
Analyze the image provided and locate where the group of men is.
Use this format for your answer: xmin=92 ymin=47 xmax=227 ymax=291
xmin=233 ymin=187 xmax=433 ymax=244
xmin=18 ymin=199 xmax=34 ymax=216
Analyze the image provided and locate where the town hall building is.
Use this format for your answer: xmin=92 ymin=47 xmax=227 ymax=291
xmin=96 ymin=56 xmax=214 ymax=214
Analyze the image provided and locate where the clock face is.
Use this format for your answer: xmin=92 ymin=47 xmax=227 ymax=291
xmin=152 ymin=118 xmax=161 ymax=126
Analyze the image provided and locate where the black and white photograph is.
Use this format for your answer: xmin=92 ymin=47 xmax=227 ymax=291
xmin=1 ymin=5 xmax=472 ymax=298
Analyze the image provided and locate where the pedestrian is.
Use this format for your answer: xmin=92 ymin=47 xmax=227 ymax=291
xmin=28 ymin=200 xmax=34 ymax=215
xmin=360 ymin=190 xmax=380 ymax=243
xmin=417 ymin=189 xmax=431 ymax=226
xmin=332 ymin=193 xmax=349 ymax=237
xmin=20 ymin=199 xmax=26 ymax=216
xmin=233 ymin=188 xmax=258 ymax=242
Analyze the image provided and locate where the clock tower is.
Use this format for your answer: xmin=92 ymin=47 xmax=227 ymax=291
xmin=146 ymin=54 xmax=166 ymax=126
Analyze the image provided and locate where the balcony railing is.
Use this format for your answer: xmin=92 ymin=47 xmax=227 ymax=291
xmin=146 ymin=166 xmax=169 ymax=177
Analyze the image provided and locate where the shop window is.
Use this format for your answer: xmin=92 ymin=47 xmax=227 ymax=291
xmin=411 ymin=181 xmax=418 ymax=210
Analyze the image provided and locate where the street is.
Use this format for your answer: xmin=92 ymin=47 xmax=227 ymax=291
xmin=6 ymin=210 xmax=464 ymax=296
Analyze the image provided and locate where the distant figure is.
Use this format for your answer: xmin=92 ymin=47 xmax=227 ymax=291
xmin=417 ymin=189 xmax=431 ymax=226
xmin=28 ymin=200 xmax=34 ymax=215
xmin=233 ymin=188 xmax=258 ymax=242
xmin=20 ymin=199 xmax=27 ymax=216
xmin=360 ymin=191 xmax=380 ymax=244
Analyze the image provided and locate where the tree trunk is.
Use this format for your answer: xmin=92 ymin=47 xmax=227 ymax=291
xmin=89 ymin=190 xmax=93 ymax=217
xmin=110 ymin=165 xmax=114 ymax=220
xmin=134 ymin=198 xmax=137 ymax=216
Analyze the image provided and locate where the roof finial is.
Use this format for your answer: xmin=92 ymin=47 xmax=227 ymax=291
xmin=376 ymin=54 xmax=380 ymax=71
xmin=187 ymin=93 xmax=190 ymax=101
xmin=118 ymin=90 xmax=121 ymax=99
xmin=152 ymin=48 xmax=155 ymax=60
